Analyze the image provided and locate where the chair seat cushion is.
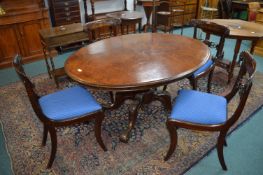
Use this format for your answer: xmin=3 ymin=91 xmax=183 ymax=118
xmin=39 ymin=86 xmax=102 ymax=121
xmin=193 ymin=59 xmax=213 ymax=77
xmin=170 ymin=89 xmax=227 ymax=125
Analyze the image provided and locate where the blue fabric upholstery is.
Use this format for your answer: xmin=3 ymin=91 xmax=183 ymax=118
xmin=170 ymin=89 xmax=227 ymax=125
xmin=193 ymin=59 xmax=213 ymax=77
xmin=39 ymin=86 xmax=102 ymax=121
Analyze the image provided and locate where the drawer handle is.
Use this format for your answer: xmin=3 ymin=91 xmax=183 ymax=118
xmin=66 ymin=12 xmax=71 ymax=16
xmin=66 ymin=17 xmax=71 ymax=21
xmin=64 ymin=2 xmax=69 ymax=6
xmin=64 ymin=7 xmax=69 ymax=11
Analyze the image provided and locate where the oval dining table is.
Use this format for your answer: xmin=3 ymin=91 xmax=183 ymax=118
xmin=65 ymin=33 xmax=211 ymax=142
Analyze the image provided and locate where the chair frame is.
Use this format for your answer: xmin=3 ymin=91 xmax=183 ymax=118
xmin=164 ymin=51 xmax=256 ymax=170
xmin=13 ymin=55 xmax=107 ymax=169
xmin=188 ymin=19 xmax=230 ymax=92
xmin=84 ymin=18 xmax=121 ymax=43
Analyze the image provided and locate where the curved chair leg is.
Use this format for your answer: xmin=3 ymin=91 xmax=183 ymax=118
xmin=164 ymin=121 xmax=178 ymax=161
xmin=189 ymin=77 xmax=197 ymax=90
xmin=207 ymin=68 xmax=214 ymax=93
xmin=217 ymin=131 xmax=227 ymax=170
xmin=94 ymin=112 xmax=107 ymax=151
xmin=47 ymin=127 xmax=57 ymax=169
xmin=163 ymin=85 xmax=167 ymax=91
xmin=42 ymin=124 xmax=48 ymax=146
xmin=224 ymin=139 xmax=228 ymax=147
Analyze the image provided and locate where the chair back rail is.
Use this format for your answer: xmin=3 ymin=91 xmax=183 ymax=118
xmin=224 ymin=51 xmax=256 ymax=127
xmin=13 ymin=55 xmax=50 ymax=124
xmin=84 ymin=18 xmax=121 ymax=42
xmin=190 ymin=19 xmax=230 ymax=60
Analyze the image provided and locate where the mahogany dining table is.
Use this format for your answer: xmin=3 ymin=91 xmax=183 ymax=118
xmin=205 ymin=19 xmax=263 ymax=83
xmin=65 ymin=33 xmax=210 ymax=142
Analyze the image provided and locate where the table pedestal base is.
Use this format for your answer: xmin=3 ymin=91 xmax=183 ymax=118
xmin=105 ymin=89 xmax=172 ymax=143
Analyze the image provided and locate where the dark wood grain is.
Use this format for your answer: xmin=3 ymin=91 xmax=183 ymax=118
xmin=65 ymin=33 xmax=210 ymax=91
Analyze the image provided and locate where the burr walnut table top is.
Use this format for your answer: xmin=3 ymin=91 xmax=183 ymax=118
xmin=65 ymin=33 xmax=210 ymax=91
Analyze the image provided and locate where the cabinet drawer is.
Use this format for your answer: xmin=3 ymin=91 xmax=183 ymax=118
xmin=185 ymin=4 xmax=196 ymax=14
xmin=54 ymin=11 xmax=80 ymax=19
xmin=55 ymin=16 xmax=81 ymax=25
xmin=54 ymin=5 xmax=80 ymax=14
xmin=53 ymin=1 xmax=79 ymax=8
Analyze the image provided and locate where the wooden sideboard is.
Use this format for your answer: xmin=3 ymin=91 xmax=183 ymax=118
xmin=0 ymin=0 xmax=50 ymax=68
xmin=47 ymin=0 xmax=81 ymax=26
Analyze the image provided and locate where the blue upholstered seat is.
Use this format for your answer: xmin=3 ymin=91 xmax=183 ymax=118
xmin=39 ymin=86 xmax=102 ymax=121
xmin=193 ymin=59 xmax=213 ymax=77
xmin=170 ymin=89 xmax=227 ymax=125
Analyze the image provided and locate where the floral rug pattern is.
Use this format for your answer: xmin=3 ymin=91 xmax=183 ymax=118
xmin=0 ymin=69 xmax=263 ymax=175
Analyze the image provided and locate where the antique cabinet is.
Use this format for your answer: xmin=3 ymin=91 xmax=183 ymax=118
xmin=0 ymin=0 xmax=50 ymax=68
xmin=47 ymin=0 xmax=81 ymax=26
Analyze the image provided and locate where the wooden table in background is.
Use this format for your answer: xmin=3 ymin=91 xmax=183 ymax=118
xmin=206 ymin=19 xmax=263 ymax=83
xmin=39 ymin=23 xmax=88 ymax=87
xmin=106 ymin=11 xmax=144 ymax=34
xmin=137 ymin=0 xmax=159 ymax=32
xmin=65 ymin=33 xmax=210 ymax=142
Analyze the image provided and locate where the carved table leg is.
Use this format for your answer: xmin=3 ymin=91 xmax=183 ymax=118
xmin=41 ymin=43 xmax=52 ymax=79
xmin=143 ymin=6 xmax=153 ymax=32
xmin=117 ymin=89 xmax=172 ymax=143
xmin=120 ymin=99 xmax=142 ymax=143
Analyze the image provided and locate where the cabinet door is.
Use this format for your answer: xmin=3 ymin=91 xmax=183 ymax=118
xmin=18 ymin=20 xmax=43 ymax=57
xmin=0 ymin=25 xmax=22 ymax=66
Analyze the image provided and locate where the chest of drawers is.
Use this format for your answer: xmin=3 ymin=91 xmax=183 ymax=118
xmin=48 ymin=0 xmax=81 ymax=26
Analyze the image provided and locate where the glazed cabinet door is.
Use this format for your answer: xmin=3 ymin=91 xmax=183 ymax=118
xmin=18 ymin=20 xmax=43 ymax=57
xmin=0 ymin=25 xmax=22 ymax=67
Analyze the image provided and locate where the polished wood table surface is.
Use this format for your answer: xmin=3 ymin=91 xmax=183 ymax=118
xmin=65 ymin=33 xmax=210 ymax=91
xmin=65 ymin=33 xmax=210 ymax=142
xmin=206 ymin=19 xmax=263 ymax=82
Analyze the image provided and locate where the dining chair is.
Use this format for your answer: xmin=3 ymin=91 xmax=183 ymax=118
xmin=13 ymin=55 xmax=107 ymax=168
xmin=155 ymin=0 xmax=186 ymax=35
xmin=164 ymin=51 xmax=256 ymax=170
xmin=163 ymin=19 xmax=229 ymax=92
xmin=188 ymin=19 xmax=230 ymax=92
xmin=83 ymin=18 xmax=121 ymax=43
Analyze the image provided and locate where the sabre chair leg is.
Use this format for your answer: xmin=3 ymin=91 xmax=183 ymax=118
xmin=217 ymin=131 xmax=228 ymax=170
xmin=47 ymin=127 xmax=57 ymax=169
xmin=164 ymin=122 xmax=178 ymax=161
xmin=163 ymin=85 xmax=167 ymax=91
xmin=42 ymin=124 xmax=48 ymax=146
xmin=189 ymin=77 xmax=197 ymax=90
xmin=94 ymin=112 xmax=107 ymax=151
xmin=224 ymin=139 xmax=228 ymax=147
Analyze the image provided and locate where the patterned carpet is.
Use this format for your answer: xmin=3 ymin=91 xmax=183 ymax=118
xmin=0 ymin=68 xmax=263 ymax=175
